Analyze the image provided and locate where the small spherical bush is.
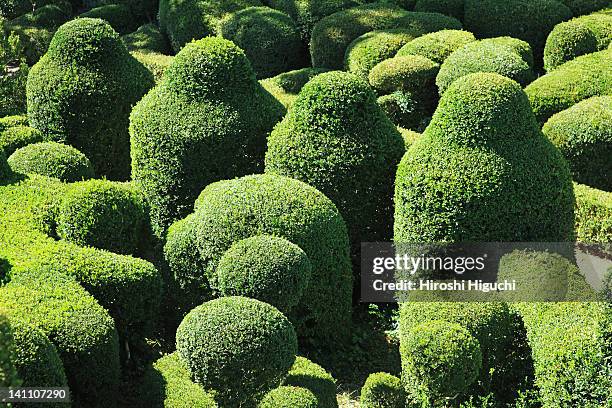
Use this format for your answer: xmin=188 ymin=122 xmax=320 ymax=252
xmin=176 ymin=296 xmax=297 ymax=407
xmin=360 ymin=372 xmax=406 ymax=408
xmin=401 ymin=320 xmax=482 ymax=401
xmin=283 ymin=356 xmax=338 ymax=408
xmin=56 ymin=179 xmax=146 ymax=255
xmin=542 ymin=96 xmax=612 ymax=191
xmin=344 ymin=29 xmax=417 ymax=79
xmin=217 ymin=235 xmax=312 ymax=315
xmin=0 ymin=125 xmax=43 ymax=156
xmin=218 ymin=6 xmax=306 ymax=79
xmin=396 ymin=29 xmax=476 ymax=64
xmin=260 ymin=386 xmax=319 ymax=408
xmin=7 ymin=142 xmax=95 ymax=182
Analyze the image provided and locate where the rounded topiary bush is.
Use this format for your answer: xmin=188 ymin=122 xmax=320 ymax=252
xmin=436 ymin=39 xmax=535 ymax=94
xmin=377 ymin=91 xmax=429 ymax=130
xmin=401 ymin=320 xmax=482 ymax=403
xmin=176 ymin=296 xmax=297 ymax=407
xmin=122 ymin=23 xmax=171 ymax=54
xmin=260 ymin=67 xmax=329 ymax=108
xmin=360 ymin=372 xmax=406 ymax=408
xmin=344 ymin=29 xmax=417 ymax=78
xmin=7 ymin=142 xmax=94 ymax=182
xmin=0 ymin=125 xmax=44 ymax=156
xmin=542 ymin=96 xmax=612 ymax=191
xmin=217 ymin=234 xmax=312 ymax=315
xmin=218 ymin=6 xmax=306 ymax=79
xmin=26 ymin=18 xmax=154 ymax=181
xmin=260 ymin=386 xmax=319 ymax=408
xmin=79 ymin=4 xmax=138 ymax=35
xmin=414 ymin=0 xmax=465 ymax=21
xmin=283 ymin=356 xmax=338 ymax=408
xmin=0 ymin=313 xmax=19 ymax=387
xmin=130 ymin=36 xmax=284 ymax=238
xmin=479 ymin=36 xmax=535 ymax=68
xmin=395 ymin=73 xmax=575 ymax=243
xmin=266 ymin=71 xmax=405 ymax=248
xmin=55 ymin=179 xmax=146 ymax=255
xmin=396 ymin=29 xmax=476 ymax=64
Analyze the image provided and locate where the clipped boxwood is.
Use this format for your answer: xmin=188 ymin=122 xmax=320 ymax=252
xmin=0 ymin=313 xmax=19 ymax=387
xmin=165 ymin=174 xmax=352 ymax=342
xmin=544 ymin=13 xmax=612 ymax=71
xmin=360 ymin=372 xmax=406 ymax=408
xmin=130 ymin=37 xmax=284 ymax=238
xmin=574 ymin=183 xmax=612 ymax=244
xmin=344 ymin=29 xmax=417 ymax=78
xmin=85 ymin=0 xmax=158 ymax=20
xmin=260 ymin=67 xmax=329 ymax=108
xmin=122 ymin=23 xmax=171 ymax=54
xmin=0 ymin=149 xmax=11 ymax=182
xmin=561 ymin=0 xmax=610 ymax=16
xmin=27 ymin=18 xmax=154 ymax=180
xmin=283 ymin=356 xmax=338 ymax=408
xmin=266 ymin=71 xmax=405 ymax=248
xmin=396 ymin=29 xmax=476 ymax=63
xmin=395 ymin=73 xmax=575 ymax=244
xmin=398 ymin=127 xmax=421 ymax=149
xmin=377 ymin=91 xmax=429 ymax=131
xmin=414 ymin=0 xmax=465 ymax=21
xmin=0 ymin=125 xmax=43 ymax=156
xmin=0 ymin=268 xmax=120 ymax=407
xmin=217 ymin=234 xmax=312 ymax=315
xmin=542 ymin=96 xmax=612 ymax=191
xmin=130 ymin=51 xmax=174 ymax=83
xmin=176 ymin=296 xmax=297 ymax=407
xmin=0 ymin=115 xmax=28 ymax=130
xmin=79 ymin=4 xmax=138 ymax=35
xmin=479 ymin=36 xmax=535 ymax=68
xmin=259 ymin=386 xmax=318 ymax=408
xmin=310 ymin=3 xmax=462 ymax=69
xmin=7 ymin=141 xmax=94 ymax=182
xmin=218 ymin=6 xmax=306 ymax=79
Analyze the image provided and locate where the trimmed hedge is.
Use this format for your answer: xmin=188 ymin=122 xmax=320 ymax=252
xmin=130 ymin=37 xmax=284 ymax=238
xmin=396 ymin=29 xmax=476 ymax=63
xmin=283 ymin=356 xmax=338 ymax=408
xmin=480 ymin=36 xmax=535 ymax=68
xmin=310 ymin=3 xmax=462 ymax=69
xmin=0 ymin=268 xmax=120 ymax=407
xmin=0 ymin=115 xmax=28 ymax=129
xmin=266 ymin=71 xmax=405 ymax=248
xmin=176 ymin=296 xmax=297 ymax=407
xmin=414 ymin=0 xmax=465 ymax=21
xmin=360 ymin=372 xmax=406 ymax=408
xmin=84 ymin=0 xmax=158 ymax=20
xmin=395 ymin=73 xmax=575 ymax=244
xmin=0 ymin=149 xmax=11 ymax=182
xmin=560 ymin=0 xmax=610 ymax=16
xmin=574 ymin=183 xmax=612 ymax=244
xmin=79 ymin=4 xmax=138 ymax=34
xmin=122 ymin=23 xmax=170 ymax=54
xmin=217 ymin=234 xmax=312 ymax=315
xmin=260 ymin=67 xmax=329 ymax=108
xmin=165 ymin=174 xmax=352 ymax=342
xmin=0 ymin=313 xmax=19 ymax=387
xmin=130 ymin=51 xmax=173 ymax=83
xmin=259 ymin=386 xmax=318 ymax=408
xmin=7 ymin=141 xmax=94 ymax=182
xmin=369 ymin=54 xmax=439 ymax=98
xmin=27 ymin=18 xmax=154 ymax=181
xmin=218 ymin=6 xmax=306 ymax=79
xmin=544 ymin=13 xmax=612 ymax=71
xmin=0 ymin=125 xmax=43 ymax=156
xmin=398 ymin=127 xmax=421 ymax=149
xmin=377 ymin=91 xmax=429 ymax=130
xmin=344 ymin=29 xmax=417 ymax=79
xmin=542 ymin=96 xmax=611 ymax=191
xmin=436 ymin=38 xmax=535 ymax=94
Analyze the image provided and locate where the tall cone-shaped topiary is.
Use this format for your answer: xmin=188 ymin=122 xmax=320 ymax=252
xmin=131 ymin=37 xmax=285 ymax=238
xmin=26 ymin=18 xmax=154 ymax=181
xmin=394 ymin=73 xmax=575 ymax=243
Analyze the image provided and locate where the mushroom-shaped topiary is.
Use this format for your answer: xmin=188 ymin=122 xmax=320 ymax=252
xmin=130 ymin=36 xmax=285 ymax=238
xmin=259 ymin=386 xmax=319 ymax=408
xmin=283 ymin=356 xmax=338 ymax=408
xmin=7 ymin=142 xmax=94 ymax=182
xmin=26 ymin=18 xmax=154 ymax=180
xmin=217 ymin=235 xmax=312 ymax=315
xmin=176 ymin=296 xmax=297 ymax=407
xmin=396 ymin=29 xmax=476 ymax=64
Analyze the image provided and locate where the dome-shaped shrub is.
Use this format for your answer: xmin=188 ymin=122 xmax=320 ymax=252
xmin=218 ymin=6 xmax=306 ymax=79
xmin=574 ymin=183 xmax=612 ymax=245
xmin=396 ymin=29 xmax=476 ymax=63
xmin=436 ymin=39 xmax=535 ymax=94
xmin=344 ymin=29 xmax=417 ymax=78
xmin=395 ymin=73 xmax=575 ymax=243
xmin=283 ymin=356 xmax=338 ymax=408
xmin=377 ymin=91 xmax=429 ymax=130
xmin=122 ymin=23 xmax=171 ymax=54
xmin=260 ymin=386 xmax=319 ymax=408
xmin=131 ymin=36 xmax=284 ymax=238
xmin=360 ymin=372 xmax=405 ymax=408
xmin=542 ymin=96 xmax=612 ymax=191
xmin=266 ymin=71 xmax=404 ymax=248
xmin=260 ymin=67 xmax=329 ymax=108
xmin=0 ymin=125 xmax=43 ymax=156
xmin=7 ymin=142 xmax=94 ymax=182
xmin=79 ymin=4 xmax=138 ymax=35
xmin=479 ymin=36 xmax=535 ymax=68
xmin=164 ymin=174 xmax=352 ymax=342
xmin=176 ymin=296 xmax=297 ymax=407
xmin=560 ymin=0 xmax=609 ymax=16
xmin=414 ymin=0 xmax=465 ymax=21
xmin=0 ymin=314 xmax=19 ymax=387
xmin=0 ymin=115 xmax=28 ymax=130
xmin=217 ymin=235 xmax=312 ymax=315
xmin=26 ymin=18 xmax=154 ymax=180
xmin=401 ymin=320 xmax=482 ymax=403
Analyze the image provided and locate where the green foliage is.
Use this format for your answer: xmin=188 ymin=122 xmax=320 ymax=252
xmin=310 ymin=3 xmax=462 ymax=69
xmin=377 ymin=91 xmax=429 ymax=130
xmin=479 ymin=36 xmax=535 ymax=68
xmin=218 ymin=6 xmax=306 ymax=79
xmin=414 ymin=0 xmax=465 ymax=21
xmin=542 ymin=96 xmax=611 ymax=191
xmin=574 ymin=183 xmax=612 ymax=244
xmin=0 ymin=313 xmax=19 ymax=387
xmin=369 ymin=54 xmax=438 ymax=98
xmin=259 ymin=386 xmax=318 ymax=408
xmin=27 ymin=18 xmax=154 ymax=180
xmin=436 ymin=38 xmax=535 ymax=94
xmin=122 ymin=23 xmax=170 ymax=54
xmin=397 ymin=126 xmax=421 ymax=149
xmin=0 ymin=125 xmax=43 ymax=155
xmin=217 ymin=234 xmax=312 ymax=315
xmin=7 ymin=141 xmax=94 ymax=181
xmin=130 ymin=50 xmax=173 ymax=83
xmin=283 ymin=356 xmax=338 ymax=408
xmin=0 ymin=148 xmax=10 ymax=181
xmin=560 ymin=0 xmax=610 ymax=16
xmin=176 ymin=296 xmax=298 ymax=407
xmin=396 ymin=29 xmax=475 ymax=63
xmin=360 ymin=372 xmax=406 ymax=408
xmin=0 ymin=27 xmax=28 ymax=117
xmin=130 ymin=37 xmax=284 ymax=238
xmin=259 ymin=66 xmax=328 ymax=108
xmin=544 ymin=13 xmax=612 ymax=71
xmin=401 ymin=320 xmax=483 ymax=403
xmin=165 ymin=174 xmax=352 ymax=342
xmin=0 ymin=268 xmax=120 ymax=407
xmin=0 ymin=114 xmax=27 ymax=129
xmin=344 ymin=29 xmax=417 ymax=78
xmin=395 ymin=73 xmax=575 ymax=244
xmin=79 ymin=3 xmax=137 ymax=34
xmin=266 ymin=71 xmax=404 ymax=248
xmin=85 ymin=0 xmax=158 ymax=20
